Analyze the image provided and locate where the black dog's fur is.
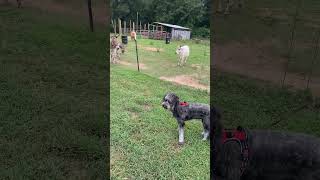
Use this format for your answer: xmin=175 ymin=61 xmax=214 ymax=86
xmin=162 ymin=93 xmax=210 ymax=145
xmin=212 ymin=107 xmax=320 ymax=180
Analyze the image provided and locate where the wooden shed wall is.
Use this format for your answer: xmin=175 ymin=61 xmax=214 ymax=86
xmin=171 ymin=29 xmax=191 ymax=40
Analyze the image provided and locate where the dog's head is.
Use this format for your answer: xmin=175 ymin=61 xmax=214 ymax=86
xmin=162 ymin=92 xmax=180 ymax=111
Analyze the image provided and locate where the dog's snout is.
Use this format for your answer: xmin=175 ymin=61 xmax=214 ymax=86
xmin=162 ymin=104 xmax=167 ymax=109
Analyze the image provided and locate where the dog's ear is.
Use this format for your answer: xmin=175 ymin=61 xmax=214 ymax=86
xmin=162 ymin=94 xmax=167 ymax=101
xmin=171 ymin=93 xmax=179 ymax=104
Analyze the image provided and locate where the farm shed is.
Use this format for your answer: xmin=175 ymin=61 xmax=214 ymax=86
xmin=153 ymin=22 xmax=191 ymax=40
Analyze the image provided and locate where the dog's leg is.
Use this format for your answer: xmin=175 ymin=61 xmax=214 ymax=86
xmin=202 ymin=131 xmax=209 ymax=140
xmin=178 ymin=122 xmax=185 ymax=145
xmin=215 ymin=141 xmax=242 ymax=180
xmin=202 ymin=117 xmax=210 ymax=140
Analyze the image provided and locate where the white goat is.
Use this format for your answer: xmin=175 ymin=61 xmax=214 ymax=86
xmin=176 ymin=45 xmax=190 ymax=66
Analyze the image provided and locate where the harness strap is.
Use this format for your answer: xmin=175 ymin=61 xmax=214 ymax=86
xmin=222 ymin=126 xmax=249 ymax=174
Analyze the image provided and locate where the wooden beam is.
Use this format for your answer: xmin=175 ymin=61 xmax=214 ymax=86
xmin=87 ymin=0 xmax=94 ymax=32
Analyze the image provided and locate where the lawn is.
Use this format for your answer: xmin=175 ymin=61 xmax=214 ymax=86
xmin=0 ymin=5 xmax=107 ymax=179
xmin=213 ymin=70 xmax=320 ymax=136
xmin=117 ymin=37 xmax=210 ymax=87
xmin=110 ymin=62 xmax=320 ymax=179
xmin=110 ymin=66 xmax=210 ymax=179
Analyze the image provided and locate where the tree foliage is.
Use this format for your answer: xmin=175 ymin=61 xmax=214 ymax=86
xmin=111 ymin=0 xmax=209 ymax=37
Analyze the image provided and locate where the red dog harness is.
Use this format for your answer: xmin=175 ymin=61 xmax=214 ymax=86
xmin=179 ymin=101 xmax=189 ymax=106
xmin=222 ymin=126 xmax=249 ymax=174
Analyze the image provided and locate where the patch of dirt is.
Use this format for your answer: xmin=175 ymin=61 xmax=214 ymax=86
xmin=110 ymin=149 xmax=125 ymax=175
xmin=160 ymin=75 xmax=209 ymax=91
xmin=213 ymin=41 xmax=320 ymax=96
xmin=191 ymin=64 xmax=202 ymax=70
xmin=169 ymin=141 xmax=184 ymax=153
xmin=138 ymin=45 xmax=163 ymax=52
xmin=143 ymin=47 xmax=163 ymax=52
xmin=143 ymin=104 xmax=152 ymax=111
xmin=129 ymin=112 xmax=139 ymax=119
xmin=119 ymin=61 xmax=147 ymax=69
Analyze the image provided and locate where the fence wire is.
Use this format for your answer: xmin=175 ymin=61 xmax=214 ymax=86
xmin=213 ymin=0 xmax=320 ymax=97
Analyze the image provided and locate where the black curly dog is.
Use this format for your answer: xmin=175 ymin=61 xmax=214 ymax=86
xmin=161 ymin=92 xmax=210 ymax=145
xmin=211 ymin=107 xmax=320 ymax=180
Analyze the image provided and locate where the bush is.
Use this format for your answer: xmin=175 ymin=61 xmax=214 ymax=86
xmin=192 ymin=27 xmax=210 ymax=38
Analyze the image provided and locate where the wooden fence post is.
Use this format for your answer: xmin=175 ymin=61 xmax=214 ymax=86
xmin=133 ymin=22 xmax=135 ymax=32
xmin=118 ymin=18 xmax=122 ymax=35
xmin=87 ymin=0 xmax=94 ymax=32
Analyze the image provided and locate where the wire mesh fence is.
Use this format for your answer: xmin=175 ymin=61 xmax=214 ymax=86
xmin=213 ymin=0 xmax=320 ymax=96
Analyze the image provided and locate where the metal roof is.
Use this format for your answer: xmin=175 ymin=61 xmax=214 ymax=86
xmin=153 ymin=22 xmax=191 ymax=30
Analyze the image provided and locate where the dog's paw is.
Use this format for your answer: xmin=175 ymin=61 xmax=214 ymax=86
xmin=178 ymin=141 xmax=185 ymax=145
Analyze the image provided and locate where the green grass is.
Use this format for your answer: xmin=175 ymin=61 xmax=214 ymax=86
xmin=118 ymin=37 xmax=210 ymax=87
xmin=214 ymin=0 xmax=320 ymax=76
xmin=110 ymin=66 xmax=210 ymax=179
xmin=0 ymin=5 xmax=107 ymax=179
xmin=213 ymin=70 xmax=320 ymax=135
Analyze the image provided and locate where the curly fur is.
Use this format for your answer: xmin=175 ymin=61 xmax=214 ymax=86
xmin=162 ymin=92 xmax=210 ymax=145
xmin=212 ymin=109 xmax=320 ymax=180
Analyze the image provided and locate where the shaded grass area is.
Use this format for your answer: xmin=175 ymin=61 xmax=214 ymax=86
xmin=213 ymin=70 xmax=320 ymax=136
xmin=119 ymin=38 xmax=210 ymax=87
xmin=110 ymin=66 xmax=209 ymax=179
xmin=0 ymin=5 xmax=107 ymax=179
xmin=214 ymin=0 xmax=320 ymax=76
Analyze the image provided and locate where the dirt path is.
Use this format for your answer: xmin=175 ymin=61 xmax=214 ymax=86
xmin=160 ymin=75 xmax=210 ymax=92
xmin=118 ymin=61 xmax=147 ymax=70
xmin=213 ymin=41 xmax=320 ymax=96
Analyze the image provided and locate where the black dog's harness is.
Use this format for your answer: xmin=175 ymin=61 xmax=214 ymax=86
xmin=222 ymin=126 xmax=250 ymax=174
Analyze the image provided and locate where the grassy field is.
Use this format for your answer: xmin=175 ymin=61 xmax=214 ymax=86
xmin=118 ymin=37 xmax=210 ymax=87
xmin=213 ymin=70 xmax=320 ymax=135
xmin=214 ymin=0 xmax=320 ymax=76
xmin=110 ymin=34 xmax=210 ymax=179
xmin=110 ymin=66 xmax=210 ymax=179
xmin=0 ymin=5 xmax=107 ymax=179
